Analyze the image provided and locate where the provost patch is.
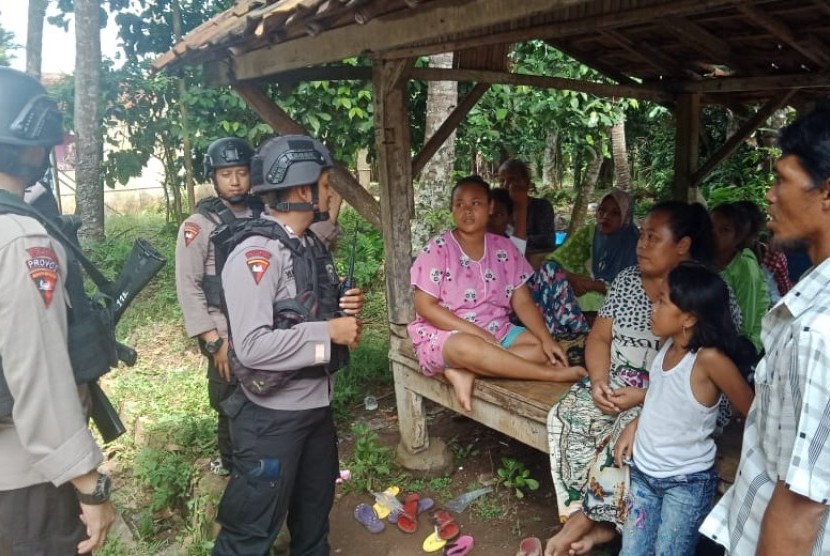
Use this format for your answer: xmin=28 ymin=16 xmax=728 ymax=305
xmin=25 ymin=246 xmax=60 ymax=307
xmin=183 ymin=222 xmax=201 ymax=246
xmin=246 ymin=249 xmax=272 ymax=284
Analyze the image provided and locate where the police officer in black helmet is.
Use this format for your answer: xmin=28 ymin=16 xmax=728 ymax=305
xmin=212 ymin=135 xmax=363 ymax=555
xmin=0 ymin=67 xmax=115 ymax=554
xmin=175 ymin=136 xmax=260 ymax=476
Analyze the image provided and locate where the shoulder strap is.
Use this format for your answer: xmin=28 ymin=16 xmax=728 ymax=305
xmin=0 ymin=192 xmax=114 ymax=294
xmin=196 ymin=196 xmax=237 ymax=227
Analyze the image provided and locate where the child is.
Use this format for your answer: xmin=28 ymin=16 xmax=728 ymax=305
xmin=408 ymin=176 xmax=587 ymax=412
xmin=710 ymin=202 xmax=769 ymax=352
xmin=613 ymin=263 xmax=754 ymax=556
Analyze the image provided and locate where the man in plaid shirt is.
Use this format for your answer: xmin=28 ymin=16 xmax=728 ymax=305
xmin=700 ymin=108 xmax=830 ymax=554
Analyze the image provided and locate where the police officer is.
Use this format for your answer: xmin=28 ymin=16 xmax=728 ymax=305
xmin=0 ymin=67 xmax=115 ymax=553
xmin=175 ymin=137 xmax=259 ymax=475
xmin=212 ymin=135 xmax=363 ymax=555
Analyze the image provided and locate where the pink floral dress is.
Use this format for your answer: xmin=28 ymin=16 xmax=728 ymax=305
xmin=407 ymin=230 xmax=532 ymax=375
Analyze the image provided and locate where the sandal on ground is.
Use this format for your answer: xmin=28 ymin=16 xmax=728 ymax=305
xmin=390 ymin=496 xmax=434 ymax=523
xmin=516 ymin=536 xmax=542 ymax=556
xmin=353 ymin=503 xmax=385 ymax=534
xmin=444 ymin=534 xmax=474 ymax=556
xmin=431 ymin=509 xmax=460 ymax=541
xmin=397 ymin=493 xmax=420 ymax=533
xmin=372 ymin=485 xmax=401 ymax=519
xmin=422 ymin=529 xmax=448 ymax=553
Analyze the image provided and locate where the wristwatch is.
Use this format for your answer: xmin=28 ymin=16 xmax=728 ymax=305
xmin=74 ymin=473 xmax=112 ymax=505
xmin=205 ymin=337 xmax=224 ymax=354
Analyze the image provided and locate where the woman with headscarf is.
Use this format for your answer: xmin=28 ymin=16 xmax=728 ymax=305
xmin=549 ymin=189 xmax=640 ymax=314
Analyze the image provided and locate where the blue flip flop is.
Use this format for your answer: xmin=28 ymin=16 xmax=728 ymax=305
xmin=354 ymin=503 xmax=385 ymax=533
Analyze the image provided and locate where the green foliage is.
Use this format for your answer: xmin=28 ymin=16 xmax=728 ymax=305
xmin=448 ymin=435 xmax=480 ymax=462
xmin=332 ymin=208 xmax=385 ymax=292
xmin=331 ymin=328 xmax=391 ymax=420
xmin=0 ymin=14 xmax=16 ymax=67
xmin=342 ymin=422 xmax=395 ymax=493
xmin=496 ymin=457 xmax=540 ymax=499
xmin=134 ymin=446 xmax=194 ymax=511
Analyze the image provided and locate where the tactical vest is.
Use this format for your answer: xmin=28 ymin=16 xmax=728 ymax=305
xmin=196 ymin=195 xmax=263 ymax=309
xmin=211 ymin=217 xmax=350 ymax=396
xmin=0 ymin=192 xmax=118 ymax=418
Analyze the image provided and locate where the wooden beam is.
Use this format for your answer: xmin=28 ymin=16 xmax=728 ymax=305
xmin=232 ymin=0 xmax=587 ymax=80
xmin=546 ymin=39 xmax=639 ymax=85
xmin=737 ymin=4 xmax=830 ymax=68
xmin=662 ymin=16 xmax=750 ymax=74
xmin=599 ymin=29 xmax=687 ymax=79
xmin=412 ymin=83 xmax=490 ymax=178
xmin=673 ymin=93 xmax=701 ymax=201
xmin=409 ymin=67 xmax=669 ymax=102
xmin=381 ymin=0 xmax=742 ymax=61
xmin=811 ymin=0 xmax=830 ymax=17
xmin=232 ymin=82 xmax=382 ymax=230
xmin=373 ymin=57 xmax=414 ymax=328
xmin=671 ymin=71 xmax=830 ymax=93
xmin=690 ymin=91 xmax=795 ymax=186
xmin=263 ymin=65 xmax=373 ymax=83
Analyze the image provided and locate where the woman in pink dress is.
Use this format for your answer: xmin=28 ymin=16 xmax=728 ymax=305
xmin=408 ymin=176 xmax=586 ymax=411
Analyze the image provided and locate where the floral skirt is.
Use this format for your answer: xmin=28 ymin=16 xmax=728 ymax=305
xmin=547 ymin=374 xmax=640 ymax=531
xmin=528 ymin=261 xmax=589 ymax=337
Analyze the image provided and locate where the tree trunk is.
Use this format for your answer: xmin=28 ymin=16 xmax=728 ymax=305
xmin=26 ymin=0 xmax=48 ymax=78
xmin=568 ymin=141 xmax=604 ymax=236
xmin=611 ymin=119 xmax=631 ymax=191
xmin=412 ymin=52 xmax=457 ymax=250
xmin=172 ymin=0 xmax=195 ymax=214
xmin=74 ymin=0 xmax=104 ymax=241
xmin=542 ymin=131 xmax=560 ymax=189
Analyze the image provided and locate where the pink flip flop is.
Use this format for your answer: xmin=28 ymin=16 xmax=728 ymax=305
xmin=354 ymin=503 xmax=385 ymax=533
xmin=444 ymin=534 xmax=474 ymax=555
xmin=516 ymin=536 xmax=542 ymax=556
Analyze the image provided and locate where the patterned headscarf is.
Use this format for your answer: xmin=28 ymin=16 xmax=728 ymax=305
xmin=591 ymin=189 xmax=639 ymax=283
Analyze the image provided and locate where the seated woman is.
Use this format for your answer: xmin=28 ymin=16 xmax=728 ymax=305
xmin=408 ymin=176 xmax=587 ymax=412
xmin=710 ymin=202 xmax=769 ymax=353
xmin=498 ymin=158 xmax=556 ymax=253
xmin=545 ymin=201 xmax=740 ymax=556
xmin=488 ymin=188 xmax=588 ymax=338
xmin=549 ymin=189 xmax=639 ymax=314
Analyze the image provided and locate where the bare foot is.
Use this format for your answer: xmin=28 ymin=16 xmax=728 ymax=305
xmin=547 ymin=365 xmax=588 ymax=383
xmin=568 ymin=522 xmax=616 ymax=555
xmin=544 ymin=512 xmax=593 ymax=556
xmin=444 ymin=368 xmax=476 ymax=412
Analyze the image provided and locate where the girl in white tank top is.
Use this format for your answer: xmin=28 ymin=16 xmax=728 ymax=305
xmin=613 ymin=263 xmax=754 ymax=556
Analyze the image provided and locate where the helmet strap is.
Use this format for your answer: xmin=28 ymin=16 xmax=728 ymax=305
xmin=269 ymin=183 xmax=327 ymax=222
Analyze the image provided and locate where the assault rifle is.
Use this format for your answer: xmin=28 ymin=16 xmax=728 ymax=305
xmin=0 ymin=196 xmax=166 ymax=442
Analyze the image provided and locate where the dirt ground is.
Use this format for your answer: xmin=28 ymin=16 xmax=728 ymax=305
xmin=323 ymin=394 xmax=619 ymax=556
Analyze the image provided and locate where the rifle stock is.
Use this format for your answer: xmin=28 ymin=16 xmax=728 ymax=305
xmin=88 ymin=381 xmax=126 ymax=443
xmin=111 ymin=239 xmax=166 ymax=325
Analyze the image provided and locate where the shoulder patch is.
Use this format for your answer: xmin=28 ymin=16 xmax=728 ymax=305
xmin=245 ymin=249 xmax=272 ymax=285
xmin=183 ymin=222 xmax=201 ymax=246
xmin=25 ymin=246 xmax=60 ymax=307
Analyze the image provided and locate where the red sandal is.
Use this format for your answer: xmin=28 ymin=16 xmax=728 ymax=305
xmin=431 ymin=509 xmax=460 ymax=540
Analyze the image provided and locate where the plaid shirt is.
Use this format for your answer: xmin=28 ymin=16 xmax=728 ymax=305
xmin=761 ymin=244 xmax=793 ymax=296
xmin=700 ymin=257 xmax=830 ymax=554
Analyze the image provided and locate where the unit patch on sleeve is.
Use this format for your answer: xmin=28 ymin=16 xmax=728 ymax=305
xmin=25 ymin=246 xmax=60 ymax=307
xmin=245 ymin=249 xmax=272 ymax=284
xmin=183 ymin=222 xmax=201 ymax=246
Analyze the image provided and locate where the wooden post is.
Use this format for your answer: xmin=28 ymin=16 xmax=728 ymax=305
xmin=373 ymin=57 xmax=448 ymax=469
xmin=673 ymin=93 xmax=700 ymax=201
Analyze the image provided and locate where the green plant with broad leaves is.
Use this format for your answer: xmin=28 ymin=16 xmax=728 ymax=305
xmin=496 ymin=457 xmax=540 ymax=499
xmin=342 ymin=422 xmax=395 ymax=494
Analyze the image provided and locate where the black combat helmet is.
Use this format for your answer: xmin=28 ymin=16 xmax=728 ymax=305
xmin=0 ymin=67 xmax=63 ymax=148
xmin=250 ymin=135 xmax=333 ymax=222
xmin=0 ymin=68 xmax=63 ymax=186
xmin=203 ymin=137 xmax=255 ymax=179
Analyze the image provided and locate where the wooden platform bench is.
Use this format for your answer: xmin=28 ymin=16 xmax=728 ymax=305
xmin=387 ymin=335 xmax=742 ymax=487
